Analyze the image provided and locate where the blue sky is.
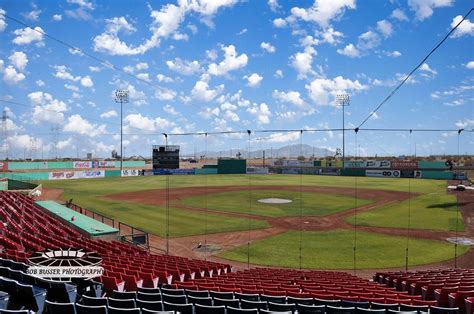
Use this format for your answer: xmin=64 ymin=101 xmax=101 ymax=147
xmin=0 ymin=0 xmax=472 ymax=159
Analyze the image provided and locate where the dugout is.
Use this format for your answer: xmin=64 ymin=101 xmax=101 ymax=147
xmin=217 ymin=158 xmax=247 ymax=174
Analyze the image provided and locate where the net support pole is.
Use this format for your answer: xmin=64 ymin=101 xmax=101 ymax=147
xmin=353 ymin=128 xmax=359 ymax=275
xmin=204 ymin=133 xmax=208 ymax=260
xmin=299 ymin=130 xmax=303 ymax=270
xmin=405 ymin=129 xmax=412 ymax=271
xmin=247 ymin=130 xmax=252 ymax=269
xmin=163 ymin=133 xmax=170 ymax=255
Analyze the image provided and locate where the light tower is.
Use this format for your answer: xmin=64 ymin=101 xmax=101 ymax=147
xmin=336 ymin=94 xmax=350 ymax=169
xmin=115 ymin=90 xmax=129 ymax=172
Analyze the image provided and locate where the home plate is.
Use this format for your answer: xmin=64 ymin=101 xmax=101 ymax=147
xmin=258 ymin=198 xmax=293 ymax=204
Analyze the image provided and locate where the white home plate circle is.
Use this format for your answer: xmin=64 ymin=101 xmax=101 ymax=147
xmin=258 ymin=198 xmax=293 ymax=204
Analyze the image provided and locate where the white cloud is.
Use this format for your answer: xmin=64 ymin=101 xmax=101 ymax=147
xmin=56 ymin=138 xmax=73 ymax=150
xmin=272 ymin=90 xmax=305 ymax=107
xmin=455 ymin=119 xmax=474 ymax=128
xmin=93 ymin=1 xmax=238 ymax=56
xmin=247 ymin=103 xmax=271 ymax=124
xmin=8 ymin=51 xmax=28 ymax=71
xmin=419 ymin=63 xmax=437 ymax=77
xmin=65 ymin=0 xmax=94 ymax=20
xmin=306 ymin=76 xmax=367 ymax=105
xmin=36 ymin=80 xmax=45 ymax=87
xmin=337 ymin=43 xmax=360 ymax=58
xmin=124 ymin=113 xmax=174 ymax=132
xmin=317 ymin=27 xmax=344 ymax=45
xmin=268 ymin=0 xmax=280 ymax=12
xmin=191 ymin=80 xmax=224 ymax=102
xmin=53 ymin=65 xmax=81 ymax=81
xmin=28 ymin=91 xmax=68 ymax=124
xmin=376 ymin=20 xmax=393 ymax=38
xmin=290 ymin=47 xmax=316 ymax=79
xmin=7 ymin=134 xmax=44 ymax=151
xmin=208 ymin=45 xmax=248 ymax=76
xmin=274 ymin=69 xmax=283 ymax=78
xmin=260 ymin=42 xmax=276 ymax=53
xmin=0 ymin=8 xmax=7 ymax=32
xmin=408 ymin=0 xmax=453 ymax=21
xmin=163 ymin=104 xmax=179 ymax=115
xmin=64 ymin=84 xmax=79 ymax=91
xmin=100 ymin=110 xmax=117 ymax=118
xmin=466 ymin=61 xmax=474 ymax=69
xmin=273 ymin=18 xmax=287 ymax=28
xmin=289 ymin=0 xmax=356 ymax=28
xmin=385 ymin=50 xmax=402 ymax=57
xmin=89 ymin=66 xmax=101 ymax=72
xmin=53 ymin=14 xmax=62 ymax=21
xmin=451 ymin=16 xmax=474 ymax=38
xmin=3 ymin=66 xmax=25 ymax=84
xmin=391 ymin=8 xmax=408 ymax=21
xmin=166 ymin=58 xmax=201 ymax=75
xmin=157 ymin=73 xmax=174 ymax=83
xmin=199 ymin=106 xmax=220 ymax=119
xmin=136 ymin=73 xmax=150 ymax=82
xmin=22 ymin=9 xmax=41 ymax=21
xmin=80 ymin=75 xmax=94 ymax=88
xmin=123 ymin=62 xmax=149 ymax=74
xmin=262 ymin=131 xmax=300 ymax=143
xmin=236 ymin=28 xmax=247 ymax=35
xmin=155 ymin=87 xmax=177 ymax=100
xmin=244 ymin=73 xmax=263 ymax=87
xmin=357 ymin=30 xmax=380 ymax=50
xmin=64 ymin=114 xmax=107 ymax=137
xmin=223 ymin=110 xmax=240 ymax=122
xmin=12 ymin=27 xmax=45 ymax=46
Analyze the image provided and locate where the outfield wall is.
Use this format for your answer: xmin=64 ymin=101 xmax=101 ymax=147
xmin=2 ymin=160 xmax=145 ymax=171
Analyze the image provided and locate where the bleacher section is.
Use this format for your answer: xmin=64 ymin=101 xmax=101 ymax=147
xmin=0 ymin=191 xmax=472 ymax=313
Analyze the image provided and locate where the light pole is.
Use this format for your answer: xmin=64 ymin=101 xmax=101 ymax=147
xmin=115 ymin=90 xmax=129 ymax=172
xmin=336 ymin=94 xmax=350 ymax=168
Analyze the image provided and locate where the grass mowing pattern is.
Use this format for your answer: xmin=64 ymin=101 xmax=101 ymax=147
xmin=178 ymin=190 xmax=373 ymax=217
xmin=346 ymin=192 xmax=464 ymax=231
xmin=218 ymin=229 xmax=469 ymax=269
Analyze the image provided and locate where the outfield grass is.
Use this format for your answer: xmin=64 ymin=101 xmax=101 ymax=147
xmin=178 ymin=190 xmax=373 ymax=217
xmin=218 ymin=229 xmax=469 ymax=269
xmin=346 ymin=192 xmax=464 ymax=231
xmin=40 ymin=174 xmax=458 ymax=235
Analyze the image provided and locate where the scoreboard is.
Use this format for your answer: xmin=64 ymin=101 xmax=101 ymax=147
xmin=152 ymin=145 xmax=180 ymax=169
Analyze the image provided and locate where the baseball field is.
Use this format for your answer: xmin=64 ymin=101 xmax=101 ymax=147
xmin=40 ymin=174 xmax=472 ymax=270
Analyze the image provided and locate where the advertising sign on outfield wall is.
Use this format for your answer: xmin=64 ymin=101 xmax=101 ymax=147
xmin=366 ymin=170 xmax=400 ymax=178
xmin=121 ymin=169 xmax=140 ymax=177
xmin=73 ymin=161 xmax=92 ymax=169
xmin=365 ymin=160 xmax=391 ymax=168
xmin=247 ymin=167 xmax=269 ymax=174
xmin=83 ymin=170 xmax=105 ymax=179
xmin=99 ymin=161 xmax=115 ymax=168
xmin=49 ymin=171 xmax=81 ymax=180
xmin=344 ymin=161 xmax=365 ymax=168
xmin=0 ymin=162 xmax=7 ymax=170
xmin=391 ymin=161 xmax=418 ymax=169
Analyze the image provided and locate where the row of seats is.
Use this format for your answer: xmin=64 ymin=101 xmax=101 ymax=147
xmin=375 ymin=270 xmax=474 ymax=310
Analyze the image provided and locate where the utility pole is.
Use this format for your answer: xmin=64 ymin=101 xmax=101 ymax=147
xmin=115 ymin=90 xmax=129 ymax=172
xmin=336 ymin=94 xmax=350 ymax=169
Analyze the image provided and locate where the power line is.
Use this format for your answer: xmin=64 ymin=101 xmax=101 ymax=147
xmin=357 ymin=7 xmax=474 ymax=129
xmin=0 ymin=12 xmax=155 ymax=87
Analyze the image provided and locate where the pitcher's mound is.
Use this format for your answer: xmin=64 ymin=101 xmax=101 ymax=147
xmin=258 ymin=198 xmax=293 ymax=204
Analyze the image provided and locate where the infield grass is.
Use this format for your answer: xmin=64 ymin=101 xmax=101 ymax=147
xmin=178 ymin=189 xmax=373 ymax=217
xmin=218 ymin=229 xmax=469 ymax=269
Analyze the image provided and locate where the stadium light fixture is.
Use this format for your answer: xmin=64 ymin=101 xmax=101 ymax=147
xmin=115 ymin=90 xmax=129 ymax=172
xmin=336 ymin=94 xmax=350 ymax=168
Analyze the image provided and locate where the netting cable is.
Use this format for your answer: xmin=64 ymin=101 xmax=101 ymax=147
xmin=299 ymin=130 xmax=303 ymax=270
xmin=353 ymin=129 xmax=359 ymax=275
xmin=405 ymin=130 xmax=412 ymax=271
xmin=204 ymin=133 xmax=209 ymax=260
xmin=247 ymin=130 xmax=252 ymax=269
xmin=163 ymin=133 xmax=170 ymax=255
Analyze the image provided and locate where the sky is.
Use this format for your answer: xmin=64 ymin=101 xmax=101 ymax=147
xmin=0 ymin=0 xmax=472 ymax=159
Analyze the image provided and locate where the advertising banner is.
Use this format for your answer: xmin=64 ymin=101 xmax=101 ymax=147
xmin=400 ymin=170 xmax=415 ymax=178
xmin=246 ymin=167 xmax=269 ymax=174
xmin=366 ymin=170 xmax=400 ymax=178
xmin=121 ymin=169 xmax=140 ymax=177
xmin=344 ymin=161 xmax=365 ymax=168
xmin=0 ymin=161 xmax=7 ymax=170
xmin=391 ymin=160 xmax=418 ymax=169
xmin=73 ymin=161 xmax=92 ymax=169
xmin=98 ymin=161 xmax=115 ymax=168
xmin=83 ymin=170 xmax=105 ymax=179
xmin=365 ymin=160 xmax=391 ymax=168
xmin=49 ymin=171 xmax=82 ymax=180
xmin=153 ymin=169 xmax=194 ymax=175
